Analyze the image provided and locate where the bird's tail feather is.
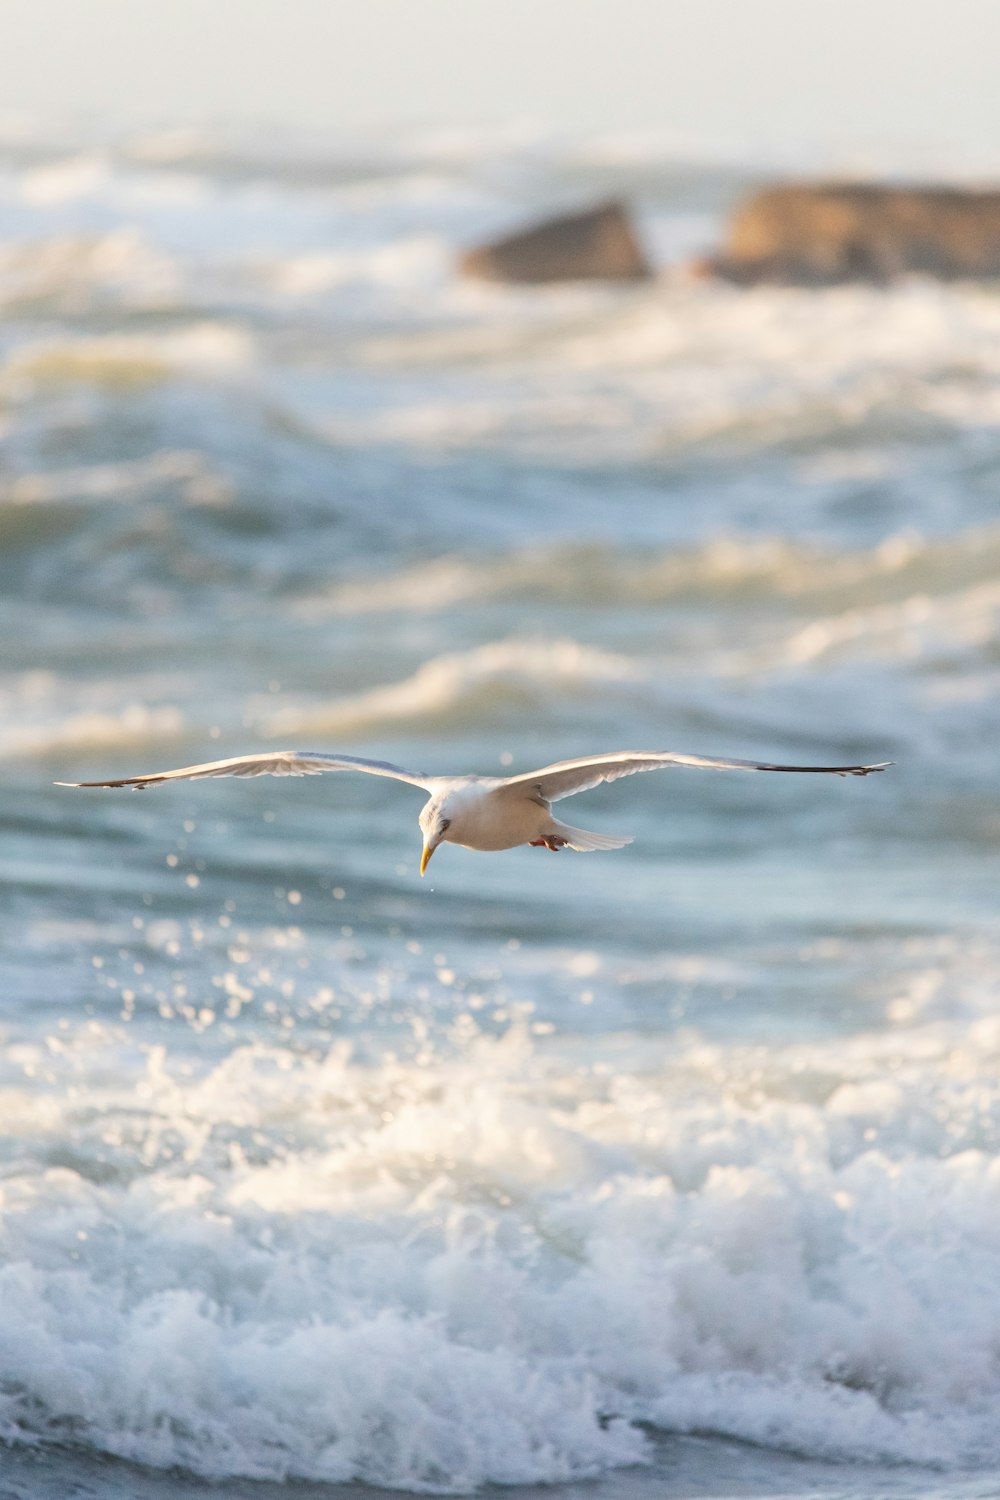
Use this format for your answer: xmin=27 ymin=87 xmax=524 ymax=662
xmin=551 ymin=820 xmax=634 ymax=852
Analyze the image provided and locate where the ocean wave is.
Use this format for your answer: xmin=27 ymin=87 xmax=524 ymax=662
xmin=263 ymin=640 xmax=644 ymax=740
xmin=0 ymin=672 xmax=187 ymax=762
xmin=259 ymin=234 xmax=451 ymax=301
xmin=721 ymin=577 xmax=1000 ymax=676
xmin=0 ymin=229 xmax=178 ymax=315
xmin=5 ymin=117 xmax=992 ymax=200
xmin=17 ymin=150 xmax=113 ymax=205
xmin=6 ymin=131 xmax=1000 ymax=476
xmin=291 ymin=534 xmax=1000 ymax=694
xmin=257 ymin=609 xmax=988 ymax=751
xmin=3 ymin=323 xmax=255 ymax=392
xmin=0 ymin=450 xmax=234 ymax=508
xmin=0 ymin=702 xmax=185 ymax=762
xmin=326 ymin=279 xmax=1000 ymax=462
xmin=308 ymin=525 xmax=1000 ymax=619
xmin=4 ymin=995 xmax=1000 ymax=1486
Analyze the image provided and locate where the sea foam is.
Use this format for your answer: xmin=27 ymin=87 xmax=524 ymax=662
xmin=3 ymin=988 xmax=1000 ymax=1488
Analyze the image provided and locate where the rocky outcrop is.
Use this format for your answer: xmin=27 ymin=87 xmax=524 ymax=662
xmin=699 ymin=184 xmax=1000 ymax=285
xmin=459 ymin=200 xmax=651 ymax=284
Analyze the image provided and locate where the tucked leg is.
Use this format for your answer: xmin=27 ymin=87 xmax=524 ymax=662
xmin=530 ymin=835 xmax=568 ymax=851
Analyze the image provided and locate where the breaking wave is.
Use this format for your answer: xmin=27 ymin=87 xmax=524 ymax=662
xmin=264 ymin=640 xmax=644 ymax=740
xmin=4 ymin=980 xmax=1000 ymax=1487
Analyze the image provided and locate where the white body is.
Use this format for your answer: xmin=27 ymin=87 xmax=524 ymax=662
xmin=419 ymin=779 xmax=630 ymax=858
xmin=426 ymin=781 xmax=548 ymax=852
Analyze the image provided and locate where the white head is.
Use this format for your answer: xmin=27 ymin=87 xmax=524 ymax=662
xmin=418 ymin=795 xmax=453 ymax=875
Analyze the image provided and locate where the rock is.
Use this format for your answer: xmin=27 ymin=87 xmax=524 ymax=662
xmin=699 ymin=183 xmax=1000 ymax=285
xmin=459 ymin=200 xmax=651 ymax=284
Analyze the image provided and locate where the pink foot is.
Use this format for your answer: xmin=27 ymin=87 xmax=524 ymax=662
xmin=530 ymin=836 xmax=567 ymax=851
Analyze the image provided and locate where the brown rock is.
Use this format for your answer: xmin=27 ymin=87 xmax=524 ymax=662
xmin=459 ymin=200 xmax=651 ymax=284
xmin=701 ymin=183 xmax=1000 ymax=285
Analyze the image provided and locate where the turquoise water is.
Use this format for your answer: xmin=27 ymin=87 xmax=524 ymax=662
xmin=1 ymin=122 xmax=999 ymax=1497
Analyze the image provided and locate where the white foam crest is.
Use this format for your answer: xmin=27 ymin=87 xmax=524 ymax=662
xmin=8 ymin=116 xmax=995 ymax=185
xmin=263 ymin=234 xmax=450 ymax=299
xmin=18 ymin=152 xmax=112 ymax=205
xmin=723 ymin=577 xmax=1000 ymax=675
xmin=2 ymin=323 xmax=255 ymax=391
xmin=124 ymin=127 xmax=215 ymax=165
xmin=306 ymin=526 xmax=1000 ymax=620
xmin=6 ymin=992 xmax=1000 ymax=1485
xmin=333 ymin=280 xmax=1000 ymax=460
xmin=1 ymin=450 xmax=233 ymax=507
xmin=1 ymin=703 xmax=185 ymax=762
xmin=263 ymin=639 xmax=643 ymax=739
xmin=0 ymin=672 xmax=186 ymax=762
xmin=0 ymin=229 xmax=179 ymax=313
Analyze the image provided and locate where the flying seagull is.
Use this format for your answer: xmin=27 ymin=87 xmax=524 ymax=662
xmin=58 ymin=748 xmax=889 ymax=875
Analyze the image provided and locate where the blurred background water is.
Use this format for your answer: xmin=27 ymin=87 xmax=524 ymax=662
xmin=2 ymin=97 xmax=1000 ymax=1500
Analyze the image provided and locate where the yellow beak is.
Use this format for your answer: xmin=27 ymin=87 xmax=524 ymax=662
xmin=420 ymin=843 xmax=435 ymax=876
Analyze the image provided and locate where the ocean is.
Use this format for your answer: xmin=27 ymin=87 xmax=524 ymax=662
xmin=1 ymin=120 xmax=999 ymax=1499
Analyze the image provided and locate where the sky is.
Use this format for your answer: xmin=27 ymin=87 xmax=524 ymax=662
xmin=2 ymin=0 xmax=999 ymax=165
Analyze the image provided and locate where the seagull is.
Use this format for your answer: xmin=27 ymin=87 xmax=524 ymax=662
xmin=58 ymin=748 xmax=889 ymax=875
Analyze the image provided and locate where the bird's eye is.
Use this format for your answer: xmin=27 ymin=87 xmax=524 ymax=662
xmin=440 ymin=818 xmax=451 ymax=831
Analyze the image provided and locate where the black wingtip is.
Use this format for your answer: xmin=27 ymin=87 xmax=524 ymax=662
xmin=55 ymin=779 xmax=145 ymax=790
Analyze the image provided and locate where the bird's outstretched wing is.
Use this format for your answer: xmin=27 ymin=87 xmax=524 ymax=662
xmin=57 ymin=751 xmax=431 ymax=791
xmin=500 ymin=751 xmax=890 ymax=803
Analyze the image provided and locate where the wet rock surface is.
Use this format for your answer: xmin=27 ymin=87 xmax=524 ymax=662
xmin=459 ymin=199 xmax=651 ymax=283
xmin=700 ymin=183 xmax=1000 ymax=284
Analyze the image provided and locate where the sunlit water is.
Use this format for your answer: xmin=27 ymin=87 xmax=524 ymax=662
xmin=1 ymin=121 xmax=999 ymax=1499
